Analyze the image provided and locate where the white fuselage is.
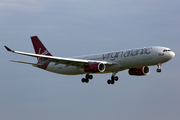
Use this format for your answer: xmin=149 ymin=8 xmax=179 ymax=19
xmin=45 ymin=46 xmax=175 ymax=75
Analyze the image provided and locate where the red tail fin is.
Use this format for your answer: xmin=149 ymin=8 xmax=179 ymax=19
xmin=31 ymin=36 xmax=52 ymax=68
xmin=31 ymin=36 xmax=52 ymax=56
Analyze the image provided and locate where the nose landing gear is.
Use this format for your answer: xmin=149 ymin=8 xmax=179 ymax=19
xmin=157 ymin=63 xmax=162 ymax=73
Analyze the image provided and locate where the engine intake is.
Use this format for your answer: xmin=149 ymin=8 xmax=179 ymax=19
xmin=84 ymin=62 xmax=105 ymax=73
xmin=128 ymin=66 xmax=150 ymax=76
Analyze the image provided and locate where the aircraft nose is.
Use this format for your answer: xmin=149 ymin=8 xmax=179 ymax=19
xmin=167 ymin=51 xmax=175 ymax=60
xmin=171 ymin=51 xmax=175 ymax=58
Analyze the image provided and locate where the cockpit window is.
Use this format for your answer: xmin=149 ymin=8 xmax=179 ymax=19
xmin=163 ymin=49 xmax=171 ymax=52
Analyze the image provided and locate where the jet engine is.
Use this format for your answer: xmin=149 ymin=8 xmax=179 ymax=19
xmin=84 ymin=62 xmax=105 ymax=73
xmin=128 ymin=66 xmax=150 ymax=76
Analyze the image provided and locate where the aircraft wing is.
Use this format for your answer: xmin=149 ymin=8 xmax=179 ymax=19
xmin=5 ymin=46 xmax=117 ymax=67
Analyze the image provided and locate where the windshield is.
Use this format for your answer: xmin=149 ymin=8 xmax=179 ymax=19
xmin=163 ymin=49 xmax=171 ymax=52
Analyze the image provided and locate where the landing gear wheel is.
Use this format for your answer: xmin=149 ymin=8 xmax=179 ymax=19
xmin=156 ymin=69 xmax=161 ymax=73
xmin=111 ymin=80 xmax=115 ymax=84
xmin=82 ymin=78 xmax=89 ymax=83
xmin=107 ymin=80 xmax=115 ymax=84
xmin=82 ymin=74 xmax=93 ymax=83
xmin=82 ymin=78 xmax=86 ymax=83
xmin=85 ymin=74 xmax=93 ymax=80
xmin=85 ymin=74 xmax=89 ymax=79
xmin=85 ymin=79 xmax=89 ymax=83
xmin=89 ymin=75 xmax=93 ymax=80
xmin=111 ymin=76 xmax=114 ymax=80
xmin=114 ymin=76 xmax=119 ymax=81
xmin=107 ymin=72 xmax=119 ymax=84
xmin=107 ymin=79 xmax=111 ymax=84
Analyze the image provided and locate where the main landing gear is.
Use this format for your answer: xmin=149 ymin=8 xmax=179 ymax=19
xmin=81 ymin=74 xmax=93 ymax=83
xmin=157 ymin=63 xmax=162 ymax=73
xmin=107 ymin=72 xmax=119 ymax=85
xmin=81 ymin=72 xmax=119 ymax=84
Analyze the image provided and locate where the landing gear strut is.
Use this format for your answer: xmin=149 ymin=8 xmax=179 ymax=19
xmin=107 ymin=72 xmax=118 ymax=85
xmin=157 ymin=63 xmax=162 ymax=73
xmin=81 ymin=74 xmax=93 ymax=83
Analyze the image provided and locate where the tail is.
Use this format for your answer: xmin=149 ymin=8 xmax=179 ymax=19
xmin=31 ymin=36 xmax=52 ymax=64
xmin=31 ymin=36 xmax=52 ymax=56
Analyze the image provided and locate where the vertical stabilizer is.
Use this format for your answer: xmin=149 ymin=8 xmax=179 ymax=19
xmin=31 ymin=36 xmax=52 ymax=69
xmin=31 ymin=36 xmax=52 ymax=56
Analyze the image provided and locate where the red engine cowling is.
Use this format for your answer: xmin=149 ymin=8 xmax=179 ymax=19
xmin=128 ymin=66 xmax=150 ymax=76
xmin=84 ymin=63 xmax=105 ymax=73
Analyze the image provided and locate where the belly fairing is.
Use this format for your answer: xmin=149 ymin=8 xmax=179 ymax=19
xmin=46 ymin=63 xmax=85 ymax=75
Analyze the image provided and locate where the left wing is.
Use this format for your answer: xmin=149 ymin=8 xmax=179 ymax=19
xmin=4 ymin=46 xmax=117 ymax=67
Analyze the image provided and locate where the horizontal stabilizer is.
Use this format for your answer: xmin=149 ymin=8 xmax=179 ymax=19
xmin=10 ymin=60 xmax=41 ymax=66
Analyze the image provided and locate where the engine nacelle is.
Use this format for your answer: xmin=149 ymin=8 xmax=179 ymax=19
xmin=128 ymin=66 xmax=150 ymax=76
xmin=84 ymin=62 xmax=105 ymax=73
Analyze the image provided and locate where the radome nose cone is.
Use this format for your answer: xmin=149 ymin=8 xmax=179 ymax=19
xmin=168 ymin=51 xmax=175 ymax=60
xmin=171 ymin=51 xmax=175 ymax=58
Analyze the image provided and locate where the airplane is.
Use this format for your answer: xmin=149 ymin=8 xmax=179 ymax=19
xmin=4 ymin=36 xmax=175 ymax=84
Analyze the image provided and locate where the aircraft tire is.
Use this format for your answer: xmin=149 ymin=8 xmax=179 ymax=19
xmin=111 ymin=76 xmax=114 ymax=80
xmin=156 ymin=69 xmax=161 ymax=73
xmin=85 ymin=79 xmax=89 ymax=83
xmin=107 ymin=79 xmax=111 ymax=84
xmin=111 ymin=80 xmax=115 ymax=84
xmin=114 ymin=76 xmax=118 ymax=81
xmin=89 ymin=75 xmax=93 ymax=80
xmin=82 ymin=78 xmax=86 ymax=83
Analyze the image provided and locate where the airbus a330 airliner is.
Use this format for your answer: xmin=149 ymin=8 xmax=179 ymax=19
xmin=5 ymin=36 xmax=175 ymax=84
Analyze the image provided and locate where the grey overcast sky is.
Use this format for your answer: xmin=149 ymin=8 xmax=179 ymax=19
xmin=1 ymin=0 xmax=180 ymax=120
